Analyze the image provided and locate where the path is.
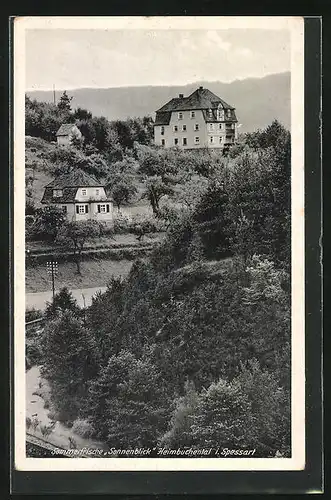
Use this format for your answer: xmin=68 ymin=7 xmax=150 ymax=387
xmin=26 ymin=286 xmax=107 ymax=310
xmin=26 ymin=365 xmax=107 ymax=452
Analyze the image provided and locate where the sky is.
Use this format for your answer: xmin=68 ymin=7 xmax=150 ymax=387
xmin=25 ymin=28 xmax=290 ymax=91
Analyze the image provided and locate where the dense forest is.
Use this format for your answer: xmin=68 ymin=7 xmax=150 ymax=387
xmin=26 ymin=92 xmax=291 ymax=457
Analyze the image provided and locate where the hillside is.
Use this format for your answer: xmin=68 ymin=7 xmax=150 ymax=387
xmin=25 ymin=136 xmax=57 ymax=207
xmin=27 ymin=72 xmax=290 ymax=133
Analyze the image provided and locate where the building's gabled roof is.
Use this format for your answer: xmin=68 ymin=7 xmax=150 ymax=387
xmin=45 ymin=170 xmax=103 ymax=189
xmin=41 ymin=170 xmax=109 ymax=204
xmin=156 ymin=87 xmax=235 ymax=113
xmin=154 ymin=111 xmax=172 ymax=126
xmin=41 ymin=187 xmax=78 ymax=204
xmin=56 ymin=123 xmax=79 ymax=136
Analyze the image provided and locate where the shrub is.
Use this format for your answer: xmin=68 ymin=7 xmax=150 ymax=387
xmin=26 ymin=199 xmax=36 ymax=215
xmin=112 ymin=213 xmax=132 ymax=234
xmin=25 ymin=307 xmax=43 ymax=322
xmin=71 ymin=418 xmax=95 ymax=439
xmin=26 ymin=334 xmax=44 ymax=367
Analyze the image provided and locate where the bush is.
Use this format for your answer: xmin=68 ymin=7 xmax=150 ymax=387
xmin=25 ymin=307 xmax=43 ymax=322
xmin=112 ymin=213 xmax=165 ymax=236
xmin=26 ymin=334 xmax=44 ymax=367
xmin=71 ymin=418 xmax=95 ymax=439
xmin=112 ymin=213 xmax=132 ymax=234
xmin=26 ymin=199 xmax=36 ymax=215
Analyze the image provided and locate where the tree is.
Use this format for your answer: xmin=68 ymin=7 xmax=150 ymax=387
xmin=73 ymin=107 xmax=92 ymax=120
xmin=57 ymin=90 xmax=73 ymax=114
xmin=47 ymin=149 xmax=109 ymax=179
xmin=174 ymin=176 xmax=208 ymax=210
xmin=33 ymin=206 xmax=66 ymax=241
xmin=56 ymin=220 xmax=101 ymax=274
xmin=87 ymin=351 xmax=171 ymax=447
xmin=25 ymin=96 xmax=64 ymax=141
xmin=111 ymin=177 xmax=138 ymax=212
xmin=135 ymin=144 xmax=180 ymax=215
xmin=189 ymin=378 xmax=253 ymax=449
xmin=160 ymin=379 xmax=199 ymax=447
xmin=45 ymin=287 xmax=81 ymax=320
xmin=185 ymin=231 xmax=204 ymax=263
xmin=192 ymin=179 xmax=233 ymax=259
xmin=41 ymin=311 xmax=100 ymax=422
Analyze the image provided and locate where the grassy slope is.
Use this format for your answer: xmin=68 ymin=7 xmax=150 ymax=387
xmin=26 ymin=258 xmax=133 ymax=293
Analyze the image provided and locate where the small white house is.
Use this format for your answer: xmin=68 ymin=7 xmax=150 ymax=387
xmin=56 ymin=123 xmax=82 ymax=146
xmin=41 ymin=170 xmax=113 ymax=222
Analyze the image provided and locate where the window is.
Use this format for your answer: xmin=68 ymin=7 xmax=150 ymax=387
xmin=76 ymin=204 xmax=88 ymax=214
xmin=97 ymin=204 xmax=110 ymax=213
xmin=161 ymin=126 xmax=165 ymax=136
xmin=194 ymin=136 xmax=200 ymax=144
xmin=81 ymin=189 xmax=87 ymax=196
xmin=227 ymin=109 xmax=232 ymax=118
xmin=210 ymin=136 xmax=214 ymax=144
xmin=61 ymin=206 xmax=67 ymax=213
xmin=194 ymin=124 xmax=199 ymax=131
xmin=173 ymin=125 xmax=178 ymax=132
xmin=182 ymin=124 xmax=187 ymax=131
xmin=190 ymin=111 xmax=195 ymax=119
xmin=219 ymin=123 xmax=223 ymax=130
xmin=178 ymin=112 xmax=183 ymax=120
xmin=174 ymin=138 xmax=179 ymax=145
xmin=53 ymin=189 xmax=63 ymax=198
xmin=182 ymin=138 xmax=187 ymax=146
xmin=219 ymin=136 xmax=223 ymax=143
xmin=161 ymin=139 xmax=165 ymax=146
xmin=209 ymin=123 xmax=214 ymax=130
xmin=208 ymin=109 xmax=213 ymax=119
xmin=96 ymin=189 xmax=100 ymax=196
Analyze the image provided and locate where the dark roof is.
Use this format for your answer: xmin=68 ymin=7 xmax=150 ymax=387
xmin=41 ymin=187 xmax=113 ymax=204
xmin=45 ymin=170 xmax=103 ymax=189
xmin=154 ymin=111 xmax=172 ymax=126
xmin=156 ymin=87 xmax=235 ymax=113
xmin=56 ymin=123 xmax=79 ymax=136
xmin=41 ymin=187 xmax=78 ymax=204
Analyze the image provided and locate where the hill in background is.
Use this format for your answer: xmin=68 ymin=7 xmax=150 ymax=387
xmin=27 ymin=72 xmax=290 ymax=134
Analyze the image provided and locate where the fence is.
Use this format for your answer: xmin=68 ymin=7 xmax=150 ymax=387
xmin=26 ymin=318 xmax=45 ymax=335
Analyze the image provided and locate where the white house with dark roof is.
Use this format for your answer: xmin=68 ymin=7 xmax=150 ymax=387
xmin=41 ymin=170 xmax=113 ymax=222
xmin=154 ymin=86 xmax=238 ymax=150
xmin=56 ymin=123 xmax=82 ymax=146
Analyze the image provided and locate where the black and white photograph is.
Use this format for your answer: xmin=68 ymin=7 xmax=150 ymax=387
xmin=13 ymin=16 xmax=305 ymax=472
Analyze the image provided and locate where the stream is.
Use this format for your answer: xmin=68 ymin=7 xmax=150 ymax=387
xmin=26 ymin=365 xmax=108 ymax=452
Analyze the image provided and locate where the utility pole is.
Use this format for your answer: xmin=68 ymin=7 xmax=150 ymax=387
xmin=53 ymin=84 xmax=56 ymax=105
xmin=46 ymin=258 xmax=58 ymax=311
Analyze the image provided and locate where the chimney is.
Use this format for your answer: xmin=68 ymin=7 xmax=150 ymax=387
xmin=179 ymin=93 xmax=184 ymax=98
xmin=199 ymin=86 xmax=203 ymax=90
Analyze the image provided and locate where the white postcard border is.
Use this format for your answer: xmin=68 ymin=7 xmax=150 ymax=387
xmin=14 ymin=16 xmax=305 ymax=472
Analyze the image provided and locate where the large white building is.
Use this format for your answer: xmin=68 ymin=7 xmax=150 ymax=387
xmin=154 ymin=86 xmax=238 ymax=150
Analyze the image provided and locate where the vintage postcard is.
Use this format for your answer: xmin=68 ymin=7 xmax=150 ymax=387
xmin=13 ymin=16 xmax=305 ymax=474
